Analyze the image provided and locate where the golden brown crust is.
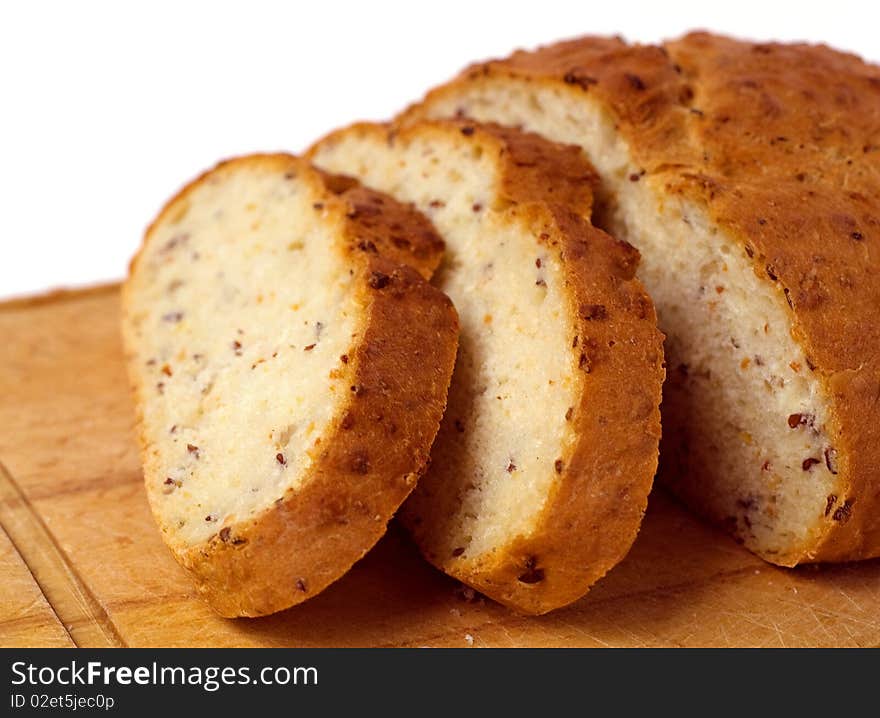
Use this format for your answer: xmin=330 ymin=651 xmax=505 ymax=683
xmin=310 ymin=119 xmax=664 ymax=613
xmin=316 ymin=169 xmax=445 ymax=279
xmin=406 ymin=33 xmax=880 ymax=564
xmin=455 ymin=119 xmax=599 ymax=214
xmin=124 ymin=154 xmax=458 ymax=617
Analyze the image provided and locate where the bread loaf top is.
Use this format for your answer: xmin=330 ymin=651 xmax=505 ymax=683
xmin=406 ymin=33 xmax=880 ymax=561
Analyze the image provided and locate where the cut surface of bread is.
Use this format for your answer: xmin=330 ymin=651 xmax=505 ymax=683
xmin=403 ymin=32 xmax=880 ymax=565
xmin=122 ymin=154 xmax=458 ymax=616
xmin=309 ymin=121 xmax=664 ymax=614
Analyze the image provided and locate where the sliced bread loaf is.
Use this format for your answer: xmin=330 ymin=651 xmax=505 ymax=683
xmin=402 ymin=32 xmax=880 ymax=565
xmin=309 ymin=121 xmax=664 ymax=614
xmin=122 ymin=154 xmax=458 ymax=616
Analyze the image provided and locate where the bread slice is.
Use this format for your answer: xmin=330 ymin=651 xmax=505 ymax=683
xmin=308 ymin=121 xmax=664 ymax=614
xmin=402 ymin=32 xmax=880 ymax=565
xmin=122 ymin=154 xmax=458 ymax=617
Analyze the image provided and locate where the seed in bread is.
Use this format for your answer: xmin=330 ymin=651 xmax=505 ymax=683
xmin=122 ymin=154 xmax=458 ymax=617
xmin=309 ymin=121 xmax=664 ymax=614
xmin=403 ymin=32 xmax=880 ymax=565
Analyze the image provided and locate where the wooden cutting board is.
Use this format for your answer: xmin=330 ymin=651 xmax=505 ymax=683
xmin=1 ymin=285 xmax=878 ymax=648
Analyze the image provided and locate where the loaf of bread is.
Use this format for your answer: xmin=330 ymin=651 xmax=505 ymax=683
xmin=122 ymin=154 xmax=458 ymax=616
xmin=403 ymin=33 xmax=880 ymax=565
xmin=309 ymin=120 xmax=664 ymax=614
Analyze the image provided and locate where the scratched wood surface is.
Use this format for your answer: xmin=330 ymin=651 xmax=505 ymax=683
xmin=0 ymin=285 xmax=878 ymax=647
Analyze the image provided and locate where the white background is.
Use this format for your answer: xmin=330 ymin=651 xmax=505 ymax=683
xmin=1 ymin=0 xmax=877 ymax=299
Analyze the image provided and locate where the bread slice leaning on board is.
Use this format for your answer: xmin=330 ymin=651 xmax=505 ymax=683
xmin=122 ymin=154 xmax=459 ymax=617
xmin=402 ymin=32 xmax=880 ymax=566
xmin=308 ymin=120 xmax=665 ymax=614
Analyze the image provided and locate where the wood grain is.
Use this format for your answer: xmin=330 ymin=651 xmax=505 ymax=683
xmin=0 ymin=522 xmax=73 ymax=648
xmin=0 ymin=285 xmax=878 ymax=647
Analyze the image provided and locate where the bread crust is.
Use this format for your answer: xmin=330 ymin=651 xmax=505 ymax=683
xmin=410 ymin=203 xmax=663 ymax=615
xmin=123 ymin=154 xmax=458 ymax=616
xmin=311 ymin=121 xmax=664 ymax=613
xmin=405 ymin=33 xmax=880 ymax=565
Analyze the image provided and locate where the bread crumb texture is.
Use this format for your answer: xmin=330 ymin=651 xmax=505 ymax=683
xmin=314 ymin=124 xmax=578 ymax=554
xmin=128 ymin=163 xmax=360 ymax=546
